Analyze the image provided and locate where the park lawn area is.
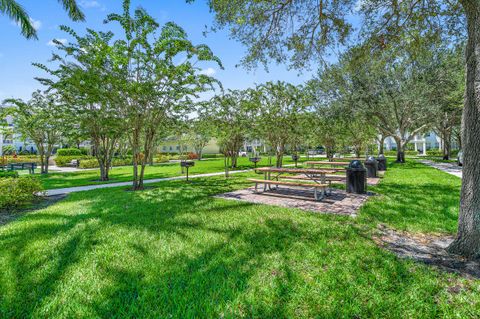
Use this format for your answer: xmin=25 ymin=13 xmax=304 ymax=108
xmin=2 ymin=161 xmax=479 ymax=318
xmin=40 ymin=156 xmax=305 ymax=190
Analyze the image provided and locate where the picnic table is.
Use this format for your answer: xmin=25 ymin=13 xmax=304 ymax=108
xmin=250 ymin=167 xmax=346 ymax=201
xmin=0 ymin=162 xmax=37 ymax=174
xmin=304 ymin=161 xmax=350 ymax=168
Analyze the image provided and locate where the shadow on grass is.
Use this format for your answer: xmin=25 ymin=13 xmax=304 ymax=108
xmin=0 ymin=175 xmax=437 ymax=318
xmin=360 ymin=160 xmax=461 ymax=233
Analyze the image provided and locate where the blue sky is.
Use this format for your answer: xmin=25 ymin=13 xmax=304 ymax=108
xmin=0 ymin=0 xmax=321 ymax=101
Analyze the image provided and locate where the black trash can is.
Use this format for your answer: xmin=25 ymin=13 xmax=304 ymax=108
xmin=364 ymin=156 xmax=378 ymax=178
xmin=377 ymin=154 xmax=387 ymax=171
xmin=346 ymin=160 xmax=367 ymax=194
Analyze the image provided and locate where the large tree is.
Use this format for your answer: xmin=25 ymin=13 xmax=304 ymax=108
xmin=1 ymin=0 xmax=84 ymax=39
xmin=105 ymin=0 xmax=222 ymax=190
xmin=4 ymin=91 xmax=65 ymax=174
xmin=36 ymin=27 xmax=126 ymax=181
xmin=427 ymin=46 xmax=464 ymax=160
xmin=199 ymin=0 xmax=480 ymax=258
xmin=256 ymin=81 xmax=308 ymax=167
xmin=202 ymin=90 xmax=256 ymax=177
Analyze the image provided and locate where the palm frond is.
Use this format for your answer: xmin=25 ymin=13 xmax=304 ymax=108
xmin=0 ymin=0 xmax=37 ymax=39
xmin=58 ymin=0 xmax=85 ymax=21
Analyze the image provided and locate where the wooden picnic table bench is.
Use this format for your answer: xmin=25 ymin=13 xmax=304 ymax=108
xmin=304 ymin=161 xmax=350 ymax=167
xmin=252 ymin=167 xmax=344 ymax=201
xmin=247 ymin=178 xmax=329 ymax=201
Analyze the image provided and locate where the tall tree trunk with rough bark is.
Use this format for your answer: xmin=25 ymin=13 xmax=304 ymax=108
xmin=449 ymin=1 xmax=480 ymax=259
xmin=394 ymin=136 xmax=406 ymax=163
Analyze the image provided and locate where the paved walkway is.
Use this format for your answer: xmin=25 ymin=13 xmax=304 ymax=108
xmin=418 ymin=160 xmax=462 ymax=178
xmin=45 ymin=169 xmax=251 ymax=196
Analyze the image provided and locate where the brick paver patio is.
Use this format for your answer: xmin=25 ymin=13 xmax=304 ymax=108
xmin=216 ymin=187 xmax=372 ymax=217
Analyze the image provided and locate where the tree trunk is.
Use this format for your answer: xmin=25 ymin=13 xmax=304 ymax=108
xmin=449 ymin=2 xmax=480 ymax=258
xmin=394 ymin=137 xmax=405 ymax=163
xmin=378 ymin=136 xmax=385 ymax=155
xmin=44 ymin=156 xmax=50 ymax=174
xmin=443 ymin=131 xmax=452 ymax=161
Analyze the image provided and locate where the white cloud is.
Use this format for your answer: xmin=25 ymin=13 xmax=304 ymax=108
xmin=80 ymin=0 xmax=101 ymax=8
xmin=29 ymin=18 xmax=42 ymax=31
xmin=47 ymin=38 xmax=68 ymax=46
xmin=200 ymin=67 xmax=216 ymax=76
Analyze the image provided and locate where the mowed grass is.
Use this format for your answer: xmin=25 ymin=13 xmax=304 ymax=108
xmin=40 ymin=156 xmax=305 ymax=189
xmin=1 ymin=161 xmax=479 ymax=318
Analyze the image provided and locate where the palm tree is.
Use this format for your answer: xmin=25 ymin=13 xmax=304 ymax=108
xmin=0 ymin=0 xmax=85 ymax=39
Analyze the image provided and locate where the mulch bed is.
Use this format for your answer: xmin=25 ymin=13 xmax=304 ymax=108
xmin=374 ymin=224 xmax=480 ymax=279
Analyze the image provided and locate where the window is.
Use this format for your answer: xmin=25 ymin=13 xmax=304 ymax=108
xmin=162 ymin=146 xmax=167 ymax=151
xmin=169 ymin=146 xmax=173 ymax=151
xmin=176 ymin=145 xmax=180 ymax=150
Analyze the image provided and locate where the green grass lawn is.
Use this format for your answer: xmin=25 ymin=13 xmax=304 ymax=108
xmin=2 ymin=160 xmax=479 ymax=318
xmin=40 ymin=156 xmax=306 ymax=190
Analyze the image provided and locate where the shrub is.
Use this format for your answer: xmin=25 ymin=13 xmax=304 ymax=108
xmin=0 ymin=176 xmax=43 ymax=210
xmin=383 ymin=150 xmax=419 ymax=157
xmin=77 ymin=157 xmax=133 ymax=169
xmin=426 ymin=150 xmax=443 ymax=157
xmin=2 ymin=145 xmax=16 ymax=155
xmin=78 ymin=159 xmax=99 ymax=169
xmin=1 ymin=155 xmax=41 ymax=165
xmin=202 ymin=154 xmax=222 ymax=159
xmin=57 ymin=148 xmax=83 ymax=156
xmin=187 ymin=152 xmax=199 ymax=160
xmin=55 ymin=155 xmax=94 ymax=167
xmin=154 ymin=155 xmax=170 ymax=163
xmin=0 ymin=171 xmax=19 ymax=178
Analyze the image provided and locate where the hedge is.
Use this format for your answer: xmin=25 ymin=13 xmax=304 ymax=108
xmin=55 ymin=155 xmax=95 ymax=167
xmin=78 ymin=158 xmax=133 ymax=169
xmin=382 ymin=150 xmax=419 ymax=157
xmin=200 ymin=153 xmax=223 ymax=159
xmin=426 ymin=149 xmax=460 ymax=157
xmin=1 ymin=155 xmax=41 ymax=165
xmin=0 ymin=171 xmax=19 ymax=178
xmin=56 ymin=148 xmax=85 ymax=156
xmin=0 ymin=176 xmax=43 ymax=210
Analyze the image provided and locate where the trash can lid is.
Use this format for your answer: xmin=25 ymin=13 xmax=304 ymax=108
xmin=378 ymin=154 xmax=386 ymax=159
xmin=367 ymin=156 xmax=376 ymax=161
xmin=349 ymin=160 xmax=364 ymax=169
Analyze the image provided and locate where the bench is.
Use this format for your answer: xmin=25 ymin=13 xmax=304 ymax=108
xmin=1 ymin=162 xmax=37 ymax=174
xmin=67 ymin=159 xmax=80 ymax=168
xmin=247 ymin=178 xmax=329 ymax=201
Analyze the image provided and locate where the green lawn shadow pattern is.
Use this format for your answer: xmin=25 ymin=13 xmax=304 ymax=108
xmin=0 ymin=165 xmax=477 ymax=318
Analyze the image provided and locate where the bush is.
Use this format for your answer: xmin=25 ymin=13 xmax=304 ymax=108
xmin=202 ymin=154 xmax=222 ymax=159
xmin=78 ymin=159 xmax=98 ymax=169
xmin=55 ymin=155 xmax=94 ymax=167
xmin=154 ymin=155 xmax=170 ymax=163
xmin=78 ymin=157 xmax=133 ymax=169
xmin=2 ymin=145 xmax=16 ymax=155
xmin=57 ymin=148 xmax=84 ymax=156
xmin=187 ymin=152 xmax=198 ymax=160
xmin=0 ymin=171 xmax=19 ymax=178
xmin=426 ymin=150 xmax=443 ymax=157
xmin=0 ymin=176 xmax=43 ymax=210
xmin=383 ymin=150 xmax=419 ymax=157
xmin=1 ymin=155 xmax=41 ymax=165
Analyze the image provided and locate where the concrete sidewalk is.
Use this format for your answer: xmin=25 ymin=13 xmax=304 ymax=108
xmin=418 ymin=160 xmax=462 ymax=178
xmin=45 ymin=169 xmax=251 ymax=196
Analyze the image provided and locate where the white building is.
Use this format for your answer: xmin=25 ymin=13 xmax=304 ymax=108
xmin=0 ymin=115 xmax=37 ymax=155
xmin=382 ymin=131 xmax=460 ymax=154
